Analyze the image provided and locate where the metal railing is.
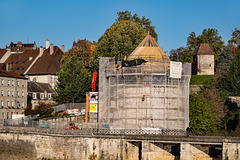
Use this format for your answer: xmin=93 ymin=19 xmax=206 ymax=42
xmin=0 ymin=119 xmax=187 ymax=137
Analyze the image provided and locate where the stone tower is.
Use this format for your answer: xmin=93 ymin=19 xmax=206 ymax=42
xmin=193 ymin=43 xmax=214 ymax=75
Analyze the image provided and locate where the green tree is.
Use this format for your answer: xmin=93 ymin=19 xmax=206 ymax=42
xmin=228 ymin=28 xmax=240 ymax=47
xmin=189 ymin=94 xmax=217 ymax=135
xmin=116 ymin=11 xmax=158 ymax=40
xmin=62 ymin=39 xmax=95 ymax=70
xmin=169 ymin=47 xmax=186 ymax=62
xmin=55 ymin=56 xmax=92 ymax=104
xmin=180 ymin=28 xmax=225 ymax=63
xmin=90 ymin=20 xmax=147 ymax=70
xmin=219 ymin=49 xmax=240 ymax=96
xmin=215 ymin=45 xmax=234 ymax=85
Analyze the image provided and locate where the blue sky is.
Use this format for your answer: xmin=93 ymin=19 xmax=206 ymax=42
xmin=0 ymin=0 xmax=240 ymax=55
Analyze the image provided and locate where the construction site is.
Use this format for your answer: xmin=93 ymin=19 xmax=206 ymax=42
xmin=98 ymin=33 xmax=191 ymax=130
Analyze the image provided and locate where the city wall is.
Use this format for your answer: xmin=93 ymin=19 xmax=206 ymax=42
xmin=0 ymin=127 xmax=240 ymax=160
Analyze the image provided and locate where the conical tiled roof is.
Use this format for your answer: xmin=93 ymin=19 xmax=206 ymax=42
xmin=127 ymin=33 xmax=170 ymax=62
xmin=196 ymin=43 xmax=214 ymax=55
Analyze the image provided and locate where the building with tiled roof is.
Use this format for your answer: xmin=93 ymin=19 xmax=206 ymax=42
xmin=0 ymin=49 xmax=11 ymax=64
xmin=6 ymin=41 xmax=37 ymax=53
xmin=2 ymin=40 xmax=64 ymax=88
xmin=0 ymin=70 xmax=28 ymax=119
xmin=4 ymin=49 xmax=39 ymax=74
xmin=193 ymin=43 xmax=215 ymax=75
xmin=27 ymin=81 xmax=56 ymax=109
xmin=25 ymin=44 xmax=64 ymax=88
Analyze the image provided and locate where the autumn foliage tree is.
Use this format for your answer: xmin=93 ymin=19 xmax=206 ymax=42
xmin=62 ymin=39 xmax=95 ymax=70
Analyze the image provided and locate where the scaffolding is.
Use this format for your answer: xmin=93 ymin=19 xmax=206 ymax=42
xmin=99 ymin=57 xmax=191 ymax=130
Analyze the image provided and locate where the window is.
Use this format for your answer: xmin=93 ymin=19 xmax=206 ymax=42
xmin=7 ymin=90 xmax=10 ymax=96
xmin=48 ymin=93 xmax=51 ymax=99
xmin=17 ymin=91 xmax=19 ymax=97
xmin=15 ymin=61 xmax=18 ymax=64
xmin=1 ymin=90 xmax=3 ymax=96
xmin=22 ymin=81 xmax=24 ymax=87
xmin=7 ymin=112 xmax=9 ymax=119
xmin=17 ymin=80 xmax=19 ymax=87
xmin=33 ymin=93 xmax=37 ymax=99
xmin=1 ymin=79 xmax=4 ymax=85
xmin=12 ymin=80 xmax=14 ymax=86
xmin=40 ymin=93 xmax=44 ymax=99
xmin=12 ymin=90 xmax=14 ymax=97
xmin=7 ymin=101 xmax=9 ymax=107
xmin=22 ymin=101 xmax=24 ymax=108
xmin=11 ymin=101 xmax=14 ymax=107
xmin=2 ymin=112 xmax=4 ymax=119
xmin=22 ymin=91 xmax=24 ymax=97
xmin=1 ymin=101 xmax=3 ymax=107
xmin=22 ymin=61 xmax=25 ymax=64
xmin=7 ymin=79 xmax=10 ymax=86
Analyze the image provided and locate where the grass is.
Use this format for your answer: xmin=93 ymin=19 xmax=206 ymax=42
xmin=190 ymin=75 xmax=214 ymax=85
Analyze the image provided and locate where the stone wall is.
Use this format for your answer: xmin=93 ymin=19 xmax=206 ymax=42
xmin=0 ymin=127 xmax=240 ymax=160
xmin=197 ymin=54 xmax=214 ymax=75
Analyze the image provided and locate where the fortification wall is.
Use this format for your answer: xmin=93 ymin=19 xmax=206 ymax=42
xmin=0 ymin=127 xmax=240 ymax=160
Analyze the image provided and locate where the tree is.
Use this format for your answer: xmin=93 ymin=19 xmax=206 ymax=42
xmin=228 ymin=28 xmax=240 ymax=47
xmin=169 ymin=47 xmax=186 ymax=62
xmin=215 ymin=45 xmax=234 ymax=83
xmin=62 ymin=39 xmax=95 ymax=70
xmin=219 ymin=48 xmax=240 ymax=96
xmin=116 ymin=11 xmax=158 ymax=40
xmin=90 ymin=20 xmax=147 ymax=70
xmin=180 ymin=28 xmax=225 ymax=63
xmin=55 ymin=56 xmax=92 ymax=104
xmin=189 ymin=94 xmax=217 ymax=135
xmin=25 ymin=103 xmax=52 ymax=116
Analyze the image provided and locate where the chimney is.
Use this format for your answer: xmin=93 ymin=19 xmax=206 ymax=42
xmin=50 ymin=43 xmax=54 ymax=55
xmin=46 ymin=39 xmax=50 ymax=49
xmin=39 ymin=46 xmax=43 ymax=57
xmin=6 ymin=63 xmax=13 ymax=72
xmin=61 ymin=45 xmax=65 ymax=52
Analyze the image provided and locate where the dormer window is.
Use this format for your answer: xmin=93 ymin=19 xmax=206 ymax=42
xmin=48 ymin=93 xmax=51 ymax=99
xmin=33 ymin=93 xmax=37 ymax=99
xmin=40 ymin=93 xmax=44 ymax=99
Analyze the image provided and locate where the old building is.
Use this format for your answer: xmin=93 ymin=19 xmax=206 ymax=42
xmin=27 ymin=81 xmax=56 ymax=109
xmin=193 ymin=43 xmax=215 ymax=75
xmin=0 ymin=70 xmax=27 ymax=119
xmin=6 ymin=41 xmax=37 ymax=53
xmin=25 ymin=44 xmax=63 ymax=88
xmin=3 ymin=40 xmax=64 ymax=88
xmin=98 ymin=33 xmax=191 ymax=130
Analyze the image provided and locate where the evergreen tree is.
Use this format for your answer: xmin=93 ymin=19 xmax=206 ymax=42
xmin=220 ymin=48 xmax=240 ymax=96
xmin=55 ymin=56 xmax=92 ymax=104
xmin=189 ymin=94 xmax=217 ymax=135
